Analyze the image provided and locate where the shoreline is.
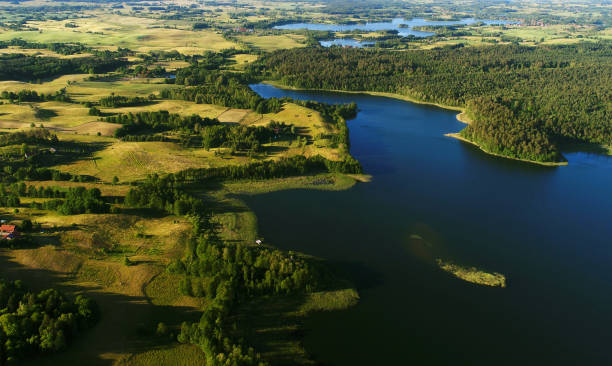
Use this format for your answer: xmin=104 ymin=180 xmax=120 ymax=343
xmin=262 ymin=80 xmax=464 ymax=112
xmin=445 ymin=133 xmax=568 ymax=167
xmin=262 ymin=81 xmax=569 ymax=167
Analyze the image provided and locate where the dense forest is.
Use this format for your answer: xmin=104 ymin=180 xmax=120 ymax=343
xmin=256 ymin=43 xmax=612 ymax=162
xmin=0 ymin=279 xmax=99 ymax=364
xmin=0 ymin=54 xmax=127 ymax=81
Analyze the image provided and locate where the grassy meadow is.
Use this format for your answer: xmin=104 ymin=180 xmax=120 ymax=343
xmin=0 ymin=15 xmax=239 ymax=54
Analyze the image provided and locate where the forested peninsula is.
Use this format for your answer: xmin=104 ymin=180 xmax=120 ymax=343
xmin=254 ymin=43 xmax=612 ymax=164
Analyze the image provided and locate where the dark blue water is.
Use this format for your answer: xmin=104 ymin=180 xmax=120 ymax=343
xmin=275 ymin=18 xmax=517 ymax=39
xmin=246 ymin=84 xmax=612 ymax=366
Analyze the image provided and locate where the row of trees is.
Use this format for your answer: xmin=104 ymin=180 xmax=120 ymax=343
xmin=98 ymin=95 xmax=149 ymax=108
xmin=174 ymin=154 xmax=362 ymax=183
xmin=0 ymin=89 xmax=71 ymax=103
xmin=1 ymin=166 xmax=94 ymax=185
xmin=256 ymin=43 xmax=611 ymax=162
xmin=0 ymin=54 xmax=128 ymax=81
xmin=0 ymin=39 xmax=89 ymax=55
xmin=0 ymin=183 xmax=67 ymax=209
xmin=103 ymin=111 xmax=219 ymax=137
xmin=0 ymin=128 xmax=58 ymax=147
xmin=37 ymin=187 xmax=109 ymax=215
xmin=0 ymin=279 xmax=99 ymax=364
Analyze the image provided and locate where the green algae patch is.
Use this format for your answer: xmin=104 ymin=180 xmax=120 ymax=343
xmin=437 ymin=259 xmax=506 ymax=288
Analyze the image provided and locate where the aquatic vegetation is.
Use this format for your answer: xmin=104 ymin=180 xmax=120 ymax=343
xmin=436 ymin=259 xmax=506 ymax=288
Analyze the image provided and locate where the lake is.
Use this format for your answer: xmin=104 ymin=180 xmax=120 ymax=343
xmin=319 ymin=39 xmax=375 ymax=48
xmin=246 ymin=84 xmax=612 ymax=365
xmin=275 ymin=18 xmax=517 ymax=47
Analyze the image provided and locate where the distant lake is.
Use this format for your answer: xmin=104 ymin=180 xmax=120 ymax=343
xmin=319 ymin=38 xmax=375 ymax=48
xmin=247 ymin=83 xmax=612 ymax=366
xmin=275 ymin=18 xmax=517 ymax=46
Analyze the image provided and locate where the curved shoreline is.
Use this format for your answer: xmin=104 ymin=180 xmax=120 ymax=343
xmin=262 ymin=81 xmax=568 ymax=167
xmin=445 ymin=133 xmax=568 ymax=167
xmin=262 ymin=80 xmax=464 ymax=112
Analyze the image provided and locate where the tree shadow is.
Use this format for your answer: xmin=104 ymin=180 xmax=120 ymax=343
xmin=0 ymin=251 xmax=203 ymax=366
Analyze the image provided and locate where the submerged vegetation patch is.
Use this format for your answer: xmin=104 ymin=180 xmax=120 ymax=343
xmin=436 ymin=259 xmax=506 ymax=288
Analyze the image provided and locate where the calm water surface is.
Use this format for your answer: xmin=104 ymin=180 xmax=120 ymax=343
xmin=275 ymin=18 xmax=517 ymax=41
xmin=319 ymin=39 xmax=375 ymax=48
xmin=246 ymin=84 xmax=612 ymax=366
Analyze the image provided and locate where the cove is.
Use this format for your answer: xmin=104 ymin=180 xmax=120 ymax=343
xmin=246 ymin=84 xmax=612 ymax=365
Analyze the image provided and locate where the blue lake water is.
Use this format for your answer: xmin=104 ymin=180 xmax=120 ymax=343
xmin=246 ymin=84 xmax=612 ymax=366
xmin=319 ymin=39 xmax=375 ymax=48
xmin=275 ymin=18 xmax=517 ymax=46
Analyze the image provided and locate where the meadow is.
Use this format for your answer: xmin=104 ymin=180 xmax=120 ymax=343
xmin=0 ymin=0 xmax=608 ymax=365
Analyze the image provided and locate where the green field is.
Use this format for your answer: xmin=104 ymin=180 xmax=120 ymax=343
xmin=0 ymin=0 xmax=608 ymax=364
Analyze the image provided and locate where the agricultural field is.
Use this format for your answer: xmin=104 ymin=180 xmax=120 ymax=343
xmin=236 ymin=34 xmax=308 ymax=51
xmin=0 ymin=15 xmax=239 ymax=54
xmin=0 ymin=0 xmax=609 ymax=365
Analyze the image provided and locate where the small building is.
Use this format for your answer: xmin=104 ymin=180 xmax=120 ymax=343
xmin=0 ymin=225 xmax=18 ymax=240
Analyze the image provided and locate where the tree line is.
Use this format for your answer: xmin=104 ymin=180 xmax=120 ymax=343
xmin=98 ymin=95 xmax=149 ymax=108
xmin=34 ymin=187 xmax=109 ymax=215
xmin=174 ymin=154 xmax=362 ymax=183
xmin=255 ymin=43 xmax=611 ymax=162
xmin=0 ymin=39 xmax=89 ymax=55
xmin=0 ymin=128 xmax=58 ymax=147
xmin=0 ymin=54 xmax=128 ymax=82
xmin=0 ymin=89 xmax=71 ymax=103
xmin=103 ymin=111 xmax=219 ymax=137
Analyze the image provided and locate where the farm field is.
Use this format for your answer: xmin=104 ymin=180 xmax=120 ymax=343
xmin=0 ymin=0 xmax=610 ymax=365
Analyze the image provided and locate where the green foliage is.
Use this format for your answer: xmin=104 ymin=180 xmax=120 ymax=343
xmin=104 ymin=111 xmax=219 ymax=137
xmin=33 ymin=187 xmax=109 ymax=215
xmin=0 ymin=279 xmax=99 ymax=364
xmin=0 ymin=39 xmax=90 ymax=55
xmin=124 ymin=173 xmax=204 ymax=215
xmin=173 ymin=212 xmax=327 ymax=366
xmin=0 ymin=89 xmax=71 ymax=103
xmin=0 ymin=54 xmax=128 ymax=81
xmin=88 ymin=106 xmax=101 ymax=116
xmin=161 ymin=69 xmax=274 ymax=111
xmin=99 ymin=95 xmax=148 ymax=108
xmin=175 ymin=155 xmax=362 ymax=182
xmin=0 ymin=128 xmax=57 ymax=148
xmin=257 ymin=43 xmax=612 ymax=162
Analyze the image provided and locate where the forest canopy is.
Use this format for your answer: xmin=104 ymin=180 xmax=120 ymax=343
xmin=255 ymin=42 xmax=612 ymax=162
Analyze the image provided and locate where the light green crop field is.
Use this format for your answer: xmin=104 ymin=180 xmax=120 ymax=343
xmin=53 ymin=101 xmax=344 ymax=183
xmin=0 ymin=15 xmax=240 ymax=54
xmin=237 ymin=34 xmax=307 ymax=51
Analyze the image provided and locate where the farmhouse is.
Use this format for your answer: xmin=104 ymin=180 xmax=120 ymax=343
xmin=0 ymin=225 xmax=18 ymax=240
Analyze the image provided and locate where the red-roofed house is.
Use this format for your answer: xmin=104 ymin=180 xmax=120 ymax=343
xmin=0 ymin=225 xmax=18 ymax=240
